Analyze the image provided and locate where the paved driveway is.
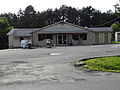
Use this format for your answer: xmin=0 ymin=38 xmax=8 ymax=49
xmin=0 ymin=44 xmax=120 ymax=90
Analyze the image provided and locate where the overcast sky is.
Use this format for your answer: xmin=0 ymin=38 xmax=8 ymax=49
xmin=0 ymin=0 xmax=119 ymax=13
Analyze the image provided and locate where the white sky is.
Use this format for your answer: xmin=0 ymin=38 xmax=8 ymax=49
xmin=0 ymin=0 xmax=119 ymax=13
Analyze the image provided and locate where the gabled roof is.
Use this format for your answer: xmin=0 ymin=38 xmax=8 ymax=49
xmin=34 ymin=21 xmax=93 ymax=33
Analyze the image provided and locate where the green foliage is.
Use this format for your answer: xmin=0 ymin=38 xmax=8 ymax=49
xmin=84 ymin=56 xmax=120 ymax=72
xmin=111 ymin=3 xmax=120 ymax=33
xmin=112 ymin=23 xmax=120 ymax=32
xmin=112 ymin=41 xmax=120 ymax=43
xmin=0 ymin=17 xmax=12 ymax=49
xmin=0 ymin=17 xmax=10 ymax=29
xmin=0 ymin=5 xmax=116 ymax=28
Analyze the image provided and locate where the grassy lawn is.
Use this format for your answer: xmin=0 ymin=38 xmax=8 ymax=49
xmin=83 ymin=56 xmax=120 ymax=72
xmin=112 ymin=41 xmax=120 ymax=44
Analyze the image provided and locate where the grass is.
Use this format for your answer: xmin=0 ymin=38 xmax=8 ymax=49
xmin=83 ymin=56 xmax=120 ymax=72
xmin=112 ymin=41 xmax=120 ymax=44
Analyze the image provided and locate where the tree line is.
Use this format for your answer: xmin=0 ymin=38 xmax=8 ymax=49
xmin=0 ymin=5 xmax=117 ymax=28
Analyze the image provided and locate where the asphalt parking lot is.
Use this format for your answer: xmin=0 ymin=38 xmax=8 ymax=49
xmin=0 ymin=44 xmax=120 ymax=90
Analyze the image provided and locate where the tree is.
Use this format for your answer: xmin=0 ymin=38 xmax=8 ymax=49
xmin=16 ymin=5 xmax=38 ymax=28
xmin=0 ymin=17 xmax=12 ymax=49
xmin=112 ymin=3 xmax=120 ymax=30
xmin=79 ymin=6 xmax=96 ymax=27
xmin=112 ymin=23 xmax=120 ymax=34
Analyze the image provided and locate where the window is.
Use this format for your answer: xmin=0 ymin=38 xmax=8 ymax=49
xmin=80 ymin=33 xmax=87 ymax=40
xmin=46 ymin=34 xmax=53 ymax=40
xmin=38 ymin=34 xmax=45 ymax=41
xmin=38 ymin=34 xmax=53 ymax=41
xmin=72 ymin=34 xmax=79 ymax=40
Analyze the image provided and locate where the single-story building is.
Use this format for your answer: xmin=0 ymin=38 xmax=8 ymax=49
xmin=7 ymin=21 xmax=112 ymax=48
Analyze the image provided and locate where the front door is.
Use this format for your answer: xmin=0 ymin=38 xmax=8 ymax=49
xmin=58 ymin=34 xmax=67 ymax=45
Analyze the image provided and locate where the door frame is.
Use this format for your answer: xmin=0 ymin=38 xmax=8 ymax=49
xmin=57 ymin=34 xmax=68 ymax=46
